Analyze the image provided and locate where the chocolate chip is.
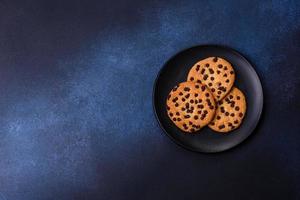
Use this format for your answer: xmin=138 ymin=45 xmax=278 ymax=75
xmin=175 ymin=103 xmax=179 ymax=107
xmin=179 ymin=92 xmax=183 ymax=96
xmin=195 ymin=85 xmax=200 ymax=89
xmin=185 ymin=94 xmax=190 ymax=98
xmin=218 ymin=86 xmax=226 ymax=92
xmin=231 ymin=126 xmax=235 ymax=129
xmin=190 ymin=99 xmax=194 ymax=103
xmin=172 ymin=87 xmax=177 ymax=92
xmin=198 ymin=99 xmax=202 ymax=103
xmin=167 ymin=106 xmax=170 ymax=110
xmin=223 ymin=73 xmax=227 ymax=77
xmin=185 ymin=103 xmax=189 ymax=108
xmin=216 ymin=116 xmax=221 ymax=120
xmin=239 ymin=113 xmax=243 ymax=117
xmin=195 ymin=100 xmax=198 ymax=104
xmin=190 ymin=77 xmax=194 ymax=81
xmin=237 ymin=96 xmax=241 ymax=100
xmin=184 ymin=115 xmax=190 ymax=118
xmin=204 ymin=110 xmax=208 ymax=114
xmin=213 ymin=57 xmax=218 ymax=62
xmin=217 ymin=86 xmax=223 ymax=91
xmin=172 ymin=97 xmax=178 ymax=102
xmin=210 ymin=77 xmax=214 ymax=81
xmin=235 ymin=106 xmax=240 ymax=111
xmin=209 ymin=106 xmax=214 ymax=110
xmin=176 ymin=112 xmax=180 ymax=116
xmin=190 ymin=128 xmax=195 ymax=132
xmin=194 ymin=115 xmax=198 ymax=120
xmin=197 ymin=110 xmax=201 ymax=114
xmin=205 ymin=93 xmax=209 ymax=97
xmin=173 ymin=118 xmax=177 ymax=121
xmin=201 ymin=68 xmax=205 ymax=74
xmin=209 ymin=68 xmax=214 ymax=74
xmin=189 ymin=121 xmax=193 ymax=125
xmin=234 ymin=120 xmax=239 ymax=124
xmin=218 ymin=64 xmax=223 ymax=68
xmin=208 ymin=82 xmax=213 ymax=86
xmin=190 ymin=106 xmax=194 ymax=110
xmin=218 ymin=125 xmax=225 ymax=129
xmin=217 ymin=70 xmax=220 ymax=74
xmin=168 ymin=94 xmax=171 ymax=100
xmin=224 ymin=66 xmax=228 ymax=70
xmin=225 ymin=112 xmax=229 ymax=116
xmin=221 ymin=109 xmax=225 ymax=113
xmin=196 ymin=80 xmax=201 ymax=84
xmin=217 ymin=95 xmax=220 ymax=99
xmin=198 ymin=105 xmax=204 ymax=109
xmin=225 ymin=79 xmax=230 ymax=83
xmin=211 ymin=88 xmax=215 ymax=92
xmin=182 ymin=98 xmax=185 ymax=102
xmin=184 ymin=87 xmax=190 ymax=91
xmin=228 ymin=122 xmax=233 ymax=126
xmin=181 ymin=107 xmax=185 ymax=111
xmin=205 ymin=63 xmax=209 ymax=67
xmin=196 ymin=65 xmax=200 ymax=71
xmin=200 ymin=116 xmax=205 ymax=120
xmin=195 ymin=93 xmax=198 ymax=97
xmin=229 ymin=95 xmax=233 ymax=99
xmin=217 ymin=91 xmax=222 ymax=95
xmin=177 ymin=118 xmax=181 ymax=121
xmin=201 ymin=86 xmax=206 ymax=91
xmin=203 ymin=74 xmax=208 ymax=80
xmin=230 ymin=113 xmax=235 ymax=117
xmin=184 ymin=126 xmax=188 ymax=130
xmin=230 ymin=70 xmax=234 ymax=74
xmin=170 ymin=113 xmax=173 ymax=117
xmin=210 ymin=122 xmax=215 ymax=125
xmin=230 ymin=103 xmax=235 ymax=107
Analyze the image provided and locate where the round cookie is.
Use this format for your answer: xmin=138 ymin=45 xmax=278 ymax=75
xmin=187 ymin=57 xmax=235 ymax=101
xmin=166 ymin=81 xmax=216 ymax=133
xmin=208 ymin=87 xmax=246 ymax=133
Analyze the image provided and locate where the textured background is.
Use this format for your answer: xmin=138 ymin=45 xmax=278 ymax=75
xmin=0 ymin=0 xmax=299 ymax=199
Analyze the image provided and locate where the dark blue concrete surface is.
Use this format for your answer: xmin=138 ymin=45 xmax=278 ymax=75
xmin=0 ymin=0 xmax=299 ymax=199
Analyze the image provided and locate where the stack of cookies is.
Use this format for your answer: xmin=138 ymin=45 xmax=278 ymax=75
xmin=166 ymin=57 xmax=246 ymax=133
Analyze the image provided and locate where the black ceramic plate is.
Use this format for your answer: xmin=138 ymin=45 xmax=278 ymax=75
xmin=153 ymin=45 xmax=263 ymax=153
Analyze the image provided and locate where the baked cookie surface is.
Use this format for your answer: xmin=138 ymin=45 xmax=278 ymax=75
xmin=208 ymin=87 xmax=246 ymax=132
xmin=187 ymin=57 xmax=235 ymax=101
xmin=166 ymin=81 xmax=216 ymax=133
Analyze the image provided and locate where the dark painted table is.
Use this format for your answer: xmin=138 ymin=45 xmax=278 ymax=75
xmin=0 ymin=0 xmax=299 ymax=199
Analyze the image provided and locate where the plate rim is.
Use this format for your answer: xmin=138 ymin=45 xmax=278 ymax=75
xmin=152 ymin=44 xmax=264 ymax=153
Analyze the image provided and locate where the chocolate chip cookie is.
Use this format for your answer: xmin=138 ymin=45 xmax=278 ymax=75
xmin=208 ymin=87 xmax=246 ymax=132
xmin=166 ymin=81 xmax=216 ymax=133
xmin=187 ymin=57 xmax=235 ymax=101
